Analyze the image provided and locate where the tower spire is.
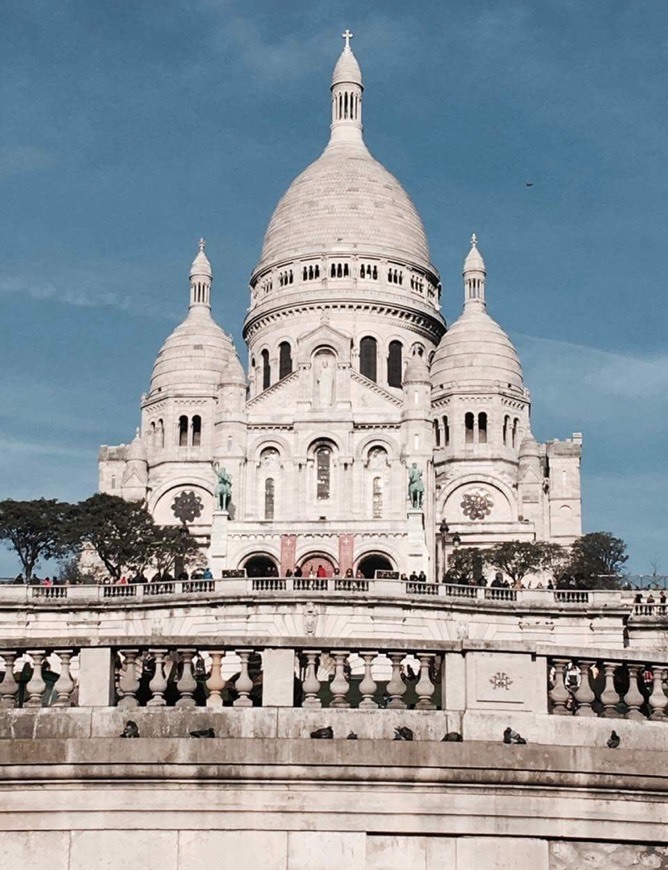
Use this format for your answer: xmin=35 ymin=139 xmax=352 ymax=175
xmin=329 ymin=31 xmax=364 ymax=146
xmin=189 ymin=238 xmax=212 ymax=310
xmin=463 ymin=233 xmax=486 ymax=307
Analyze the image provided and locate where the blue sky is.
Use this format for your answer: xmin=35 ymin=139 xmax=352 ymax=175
xmin=0 ymin=0 xmax=666 ymax=575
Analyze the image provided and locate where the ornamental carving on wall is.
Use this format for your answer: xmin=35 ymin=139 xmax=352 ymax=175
xmin=461 ymin=489 xmax=494 ymax=521
xmin=171 ymin=490 xmax=204 ymax=523
xmin=489 ymin=672 xmax=513 ymax=691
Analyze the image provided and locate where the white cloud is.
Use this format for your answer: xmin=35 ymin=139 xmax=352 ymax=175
xmin=0 ymin=275 xmax=175 ymax=319
xmin=0 ymin=145 xmax=54 ymax=181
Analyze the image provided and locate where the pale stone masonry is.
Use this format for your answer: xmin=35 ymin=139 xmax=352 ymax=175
xmin=98 ymin=37 xmax=582 ymax=579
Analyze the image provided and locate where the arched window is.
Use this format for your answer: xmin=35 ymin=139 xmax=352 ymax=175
xmin=465 ymin=412 xmax=474 ymax=445
xmin=158 ymin=419 xmax=165 ymax=448
xmin=178 ymin=416 xmax=188 ymax=447
xmin=261 ymin=349 xmax=271 ymax=390
xmin=191 ymin=415 xmax=201 ymax=447
xmin=360 ymin=336 xmax=378 ymax=382
xmin=512 ymin=418 xmax=519 ymax=448
xmin=373 ymin=477 xmax=383 ymax=519
xmin=316 ymin=446 xmax=331 ymax=500
xmin=264 ymin=478 xmax=275 ymax=520
xmin=444 ymin=415 xmax=450 ymax=446
xmin=478 ymin=412 xmax=487 ymax=444
xmin=434 ymin=419 xmax=441 ymax=447
xmin=111 ymin=475 xmax=116 ymax=491
xmin=279 ymin=342 xmax=292 ymax=379
xmin=503 ymin=415 xmax=509 ymax=446
xmin=387 ymin=340 xmax=402 ymax=387
xmin=330 ymin=263 xmax=336 ymax=278
xmin=149 ymin=421 xmax=156 ymax=447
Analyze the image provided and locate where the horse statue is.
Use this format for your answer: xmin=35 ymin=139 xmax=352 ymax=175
xmin=211 ymin=462 xmax=233 ymax=512
xmin=408 ymin=462 xmax=424 ymax=510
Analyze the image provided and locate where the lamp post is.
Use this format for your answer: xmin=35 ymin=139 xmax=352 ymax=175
xmin=438 ymin=520 xmax=462 ymax=582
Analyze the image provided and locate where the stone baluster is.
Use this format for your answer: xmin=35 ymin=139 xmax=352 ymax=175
xmin=175 ymin=649 xmax=198 ymax=708
xmin=117 ymin=649 xmax=140 ymax=709
xmin=572 ymin=660 xmax=596 ymax=717
xmin=548 ymin=659 xmax=571 ymax=715
xmin=53 ymin=650 xmax=76 ymax=707
xmin=0 ymin=651 xmax=19 ymax=709
xmin=415 ymin=654 xmax=436 ymax=710
xmin=386 ymin=653 xmax=407 ymax=709
xmin=25 ymin=650 xmax=47 ymax=707
xmin=600 ymin=662 xmax=621 ymax=718
xmin=205 ymin=652 xmax=225 ymax=708
xmin=358 ymin=652 xmax=378 ymax=709
xmin=233 ymin=649 xmax=254 ymax=708
xmin=329 ymin=651 xmax=351 ymax=708
xmin=147 ymin=648 xmax=168 ymax=707
xmin=648 ymin=666 xmax=668 ymax=721
xmin=302 ymin=651 xmax=322 ymax=709
xmin=624 ymin=664 xmax=646 ymax=720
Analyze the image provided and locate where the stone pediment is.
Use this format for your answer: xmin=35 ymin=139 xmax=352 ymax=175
xmin=350 ymin=371 xmax=403 ymax=409
xmin=245 ymin=370 xmax=300 ymax=410
xmin=297 ymin=323 xmax=352 ymax=364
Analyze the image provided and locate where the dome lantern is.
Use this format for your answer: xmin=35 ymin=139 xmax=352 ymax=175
xmin=189 ymin=238 xmax=212 ymax=310
xmin=463 ymin=233 xmax=486 ymax=307
xmin=330 ymin=30 xmax=364 ymax=147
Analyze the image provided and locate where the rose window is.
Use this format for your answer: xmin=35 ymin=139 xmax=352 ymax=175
xmin=461 ymin=490 xmax=494 ymax=521
xmin=171 ymin=490 xmax=204 ymax=523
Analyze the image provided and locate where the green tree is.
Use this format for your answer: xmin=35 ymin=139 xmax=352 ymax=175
xmin=0 ymin=498 xmax=75 ymax=582
xmin=484 ymin=540 xmax=546 ymax=585
xmin=566 ymin=532 xmax=628 ymax=589
xmin=149 ymin=524 xmax=201 ymax=576
xmin=75 ymin=494 xmax=157 ymax=580
xmin=445 ymin=547 xmax=485 ymax=584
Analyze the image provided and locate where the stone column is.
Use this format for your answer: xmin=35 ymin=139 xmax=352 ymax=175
xmin=261 ymin=648 xmax=296 ymax=707
xmin=78 ymin=647 xmax=115 ymax=707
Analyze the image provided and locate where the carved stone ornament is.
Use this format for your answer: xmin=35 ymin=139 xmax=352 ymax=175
xmin=489 ymin=672 xmax=513 ymax=691
xmin=303 ymin=602 xmax=318 ymax=636
xmin=171 ymin=490 xmax=204 ymax=523
xmin=461 ymin=489 xmax=494 ymax=521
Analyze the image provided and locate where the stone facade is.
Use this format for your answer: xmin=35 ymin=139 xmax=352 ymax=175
xmin=99 ymin=39 xmax=582 ymax=579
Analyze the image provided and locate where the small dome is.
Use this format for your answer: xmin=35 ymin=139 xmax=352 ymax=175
xmin=431 ymin=305 xmax=523 ymax=392
xmin=463 ymin=234 xmax=485 ymax=274
xmin=404 ymin=352 xmax=430 ymax=383
xmin=519 ymin=431 xmax=540 ymax=459
xmin=332 ymin=46 xmax=362 ymax=87
xmin=149 ymin=308 xmax=240 ymax=395
xmin=190 ymin=239 xmax=212 ymax=279
xmin=126 ymin=430 xmax=147 ymax=462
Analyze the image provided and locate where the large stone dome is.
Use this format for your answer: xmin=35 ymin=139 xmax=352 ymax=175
xmin=431 ymin=304 xmax=523 ymax=392
xmin=258 ymin=138 xmax=432 ymax=272
xmin=149 ymin=308 xmax=242 ymax=396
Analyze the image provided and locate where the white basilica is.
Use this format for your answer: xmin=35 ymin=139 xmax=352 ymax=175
xmin=99 ymin=36 xmax=582 ymax=580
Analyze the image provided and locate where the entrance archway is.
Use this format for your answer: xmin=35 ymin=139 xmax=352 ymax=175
xmin=299 ymin=554 xmax=337 ymax=577
xmin=243 ymin=554 xmax=279 ymax=578
xmin=356 ymin=553 xmax=393 ymax=579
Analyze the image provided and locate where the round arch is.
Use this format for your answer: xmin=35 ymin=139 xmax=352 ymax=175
xmin=242 ymin=553 xmax=279 ymax=578
xmin=355 ymin=552 xmax=395 ymax=579
xmin=298 ymin=552 xmax=337 ymax=577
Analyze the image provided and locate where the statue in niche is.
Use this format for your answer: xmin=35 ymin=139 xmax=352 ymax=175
xmin=408 ymin=462 xmax=425 ymax=509
xmin=211 ymin=462 xmax=233 ymax=512
xmin=315 ymin=353 xmax=335 ymax=407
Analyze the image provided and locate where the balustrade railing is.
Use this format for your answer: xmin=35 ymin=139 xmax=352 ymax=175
xmin=296 ymin=649 xmax=441 ymax=710
xmin=114 ymin=646 xmax=263 ymax=708
xmin=0 ymin=648 xmax=79 ymax=708
xmin=0 ymin=578 xmax=644 ymax=611
xmin=547 ymin=656 xmax=668 ymax=720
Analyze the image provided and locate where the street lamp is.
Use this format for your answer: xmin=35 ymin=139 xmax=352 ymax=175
xmin=438 ymin=520 xmax=461 ymax=581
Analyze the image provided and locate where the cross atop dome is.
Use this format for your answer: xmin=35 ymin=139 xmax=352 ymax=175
xmin=342 ymin=29 xmax=353 ymax=49
xmin=198 ymin=237 xmax=206 ymax=252
xmin=471 ymin=233 xmax=478 ymax=247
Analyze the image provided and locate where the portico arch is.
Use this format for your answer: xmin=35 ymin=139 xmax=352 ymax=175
xmin=356 ymin=552 xmax=394 ymax=578
xmin=242 ymin=553 xmax=279 ymax=578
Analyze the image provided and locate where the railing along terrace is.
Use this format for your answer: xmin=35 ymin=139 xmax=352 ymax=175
xmin=548 ymin=656 xmax=668 ymax=720
xmin=0 ymin=649 xmax=79 ymax=708
xmin=2 ymin=644 xmax=668 ymax=721
xmin=0 ymin=577 xmax=650 ymax=611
